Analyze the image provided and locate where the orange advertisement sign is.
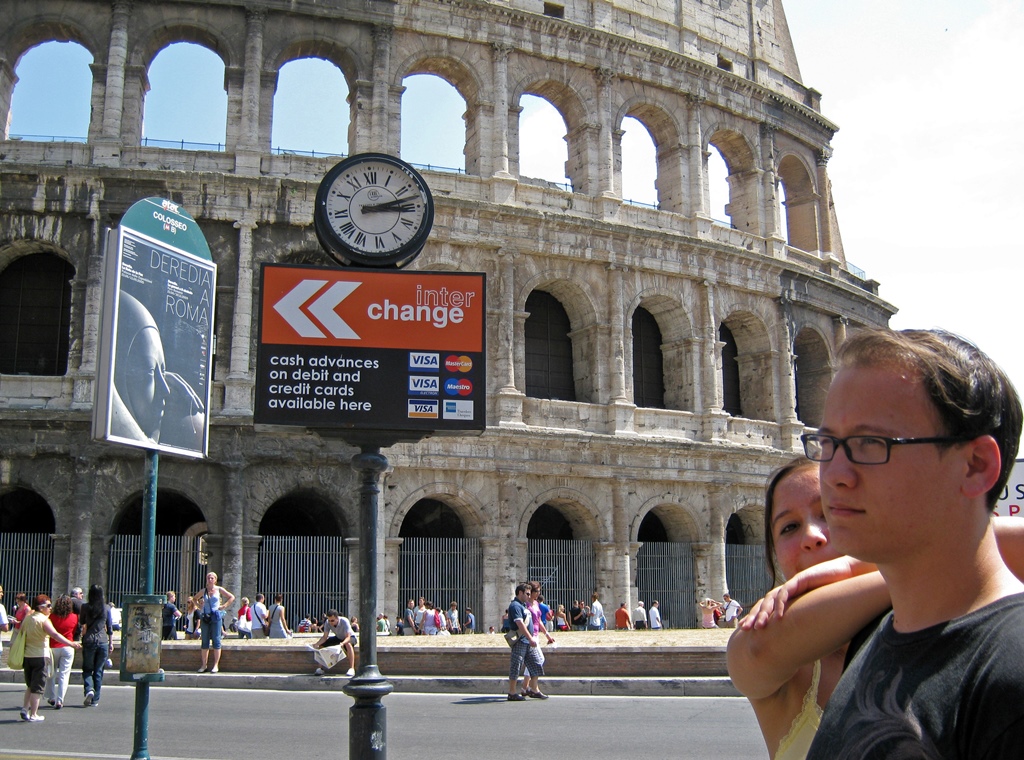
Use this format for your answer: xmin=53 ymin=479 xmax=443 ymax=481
xmin=260 ymin=265 xmax=484 ymax=351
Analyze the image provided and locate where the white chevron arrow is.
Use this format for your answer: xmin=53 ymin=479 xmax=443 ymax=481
xmin=274 ymin=279 xmax=361 ymax=340
xmin=308 ymin=281 xmax=361 ymax=339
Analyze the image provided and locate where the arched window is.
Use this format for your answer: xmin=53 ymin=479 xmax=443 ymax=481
xmin=707 ymin=145 xmax=730 ymax=224
xmin=632 ymin=307 xmax=665 ymax=408
xmin=620 ymin=116 xmax=657 ymax=205
xmin=519 ymin=95 xmax=569 ymax=186
xmin=399 ymin=498 xmax=465 ymax=538
xmin=525 ymin=290 xmax=575 ymax=401
xmin=794 ymin=328 xmax=831 ymax=428
xmin=8 ymin=41 xmax=92 ymax=141
xmin=144 ymin=43 xmax=227 ymax=149
xmin=527 ymin=503 xmax=574 ymax=539
xmin=0 ymin=253 xmax=74 ymax=375
xmin=272 ymin=58 xmax=349 ymax=156
xmin=401 ymin=74 xmax=466 ymax=171
xmin=720 ymin=323 xmax=742 ymax=416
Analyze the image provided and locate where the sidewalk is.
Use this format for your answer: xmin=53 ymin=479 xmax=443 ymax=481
xmin=0 ymin=628 xmax=740 ymax=697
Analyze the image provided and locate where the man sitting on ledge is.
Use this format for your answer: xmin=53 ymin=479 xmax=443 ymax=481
xmin=310 ymin=609 xmax=356 ymax=677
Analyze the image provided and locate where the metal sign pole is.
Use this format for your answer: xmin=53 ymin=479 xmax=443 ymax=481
xmin=345 ymin=445 xmax=394 ymax=759
xmin=131 ymin=449 xmax=157 ymax=760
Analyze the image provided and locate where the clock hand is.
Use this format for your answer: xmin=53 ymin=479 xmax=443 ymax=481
xmin=361 ymin=199 xmax=416 ymax=213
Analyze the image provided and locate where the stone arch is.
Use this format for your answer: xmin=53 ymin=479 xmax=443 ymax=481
xmin=631 ymin=496 xmax=703 ymax=543
xmin=0 ymin=238 xmax=79 ymax=272
xmin=260 ymin=487 xmax=347 ymax=536
xmin=520 ymin=488 xmax=603 ymax=541
xmin=395 ymin=51 xmax=483 ymax=106
xmin=793 ymin=324 xmax=832 ymax=428
xmin=269 ymin=38 xmax=361 ymax=84
xmin=518 ymin=272 xmax=599 ymax=333
xmin=778 ymin=152 xmax=819 ymax=252
xmin=618 ymin=99 xmax=684 ymax=210
xmin=707 ymin=125 xmax=760 ymax=234
xmin=511 ymin=72 xmax=594 ymax=192
xmin=390 ymin=483 xmax=486 ymax=539
xmin=0 ymin=486 xmax=57 ymax=533
xmin=0 ymin=19 xmax=102 ymax=66
xmin=725 ymin=500 xmax=765 ymax=545
xmin=396 ymin=52 xmax=483 ymax=175
xmin=520 ymin=274 xmax=601 ymax=403
xmin=721 ymin=308 xmax=775 ymax=421
xmin=627 ymin=288 xmax=697 ymax=412
xmin=111 ymin=488 xmax=207 ymax=536
xmin=130 ymin=23 xmax=237 ymax=71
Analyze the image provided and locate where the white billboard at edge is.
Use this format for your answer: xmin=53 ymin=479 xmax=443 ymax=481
xmin=996 ymin=459 xmax=1024 ymax=518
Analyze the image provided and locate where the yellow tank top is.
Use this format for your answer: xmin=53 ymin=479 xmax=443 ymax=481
xmin=774 ymin=660 xmax=823 ymax=760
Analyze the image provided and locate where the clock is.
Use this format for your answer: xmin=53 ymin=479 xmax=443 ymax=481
xmin=314 ymin=152 xmax=434 ymax=268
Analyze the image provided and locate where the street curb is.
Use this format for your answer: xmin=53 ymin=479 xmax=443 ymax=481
xmin=0 ymin=669 xmax=740 ymax=697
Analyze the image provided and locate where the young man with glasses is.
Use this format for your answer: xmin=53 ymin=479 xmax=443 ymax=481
xmin=796 ymin=328 xmax=1024 ymax=759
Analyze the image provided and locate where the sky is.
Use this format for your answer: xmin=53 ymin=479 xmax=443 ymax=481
xmin=7 ymin=0 xmax=1024 ymax=412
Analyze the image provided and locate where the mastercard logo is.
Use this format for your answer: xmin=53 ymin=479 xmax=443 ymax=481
xmin=445 ymin=355 xmax=473 ymax=372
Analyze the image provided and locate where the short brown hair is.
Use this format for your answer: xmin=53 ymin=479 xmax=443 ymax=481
xmin=838 ymin=328 xmax=1021 ymax=509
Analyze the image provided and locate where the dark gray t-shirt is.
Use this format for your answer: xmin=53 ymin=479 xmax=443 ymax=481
xmin=808 ymin=593 xmax=1024 ymax=760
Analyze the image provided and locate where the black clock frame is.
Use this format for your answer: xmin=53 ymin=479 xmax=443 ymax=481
xmin=313 ymin=152 xmax=435 ymax=269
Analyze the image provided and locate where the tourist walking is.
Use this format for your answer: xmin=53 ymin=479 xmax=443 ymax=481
xmin=44 ymin=595 xmax=78 ymax=709
xmin=20 ymin=595 xmax=81 ymax=721
xmin=506 ymin=583 xmax=544 ymax=701
xmin=79 ymin=585 xmax=111 ymax=708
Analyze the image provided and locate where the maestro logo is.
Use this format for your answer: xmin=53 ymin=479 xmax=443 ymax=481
xmin=444 ymin=378 xmax=473 ymax=396
xmin=445 ymin=355 xmax=473 ymax=372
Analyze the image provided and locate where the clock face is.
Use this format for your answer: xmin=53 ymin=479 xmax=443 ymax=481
xmin=314 ymin=153 xmax=434 ymax=267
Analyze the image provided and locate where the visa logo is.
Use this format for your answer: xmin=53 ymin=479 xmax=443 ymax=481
xmin=408 ymin=375 xmax=439 ymax=396
xmin=409 ymin=352 xmax=440 ymax=371
xmin=408 ymin=400 xmax=439 ymax=419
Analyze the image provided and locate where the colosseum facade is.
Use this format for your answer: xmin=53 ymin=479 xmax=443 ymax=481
xmin=0 ymin=0 xmax=893 ymax=629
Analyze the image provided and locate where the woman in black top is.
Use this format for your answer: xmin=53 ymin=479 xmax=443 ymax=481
xmin=79 ymin=585 xmax=113 ymax=707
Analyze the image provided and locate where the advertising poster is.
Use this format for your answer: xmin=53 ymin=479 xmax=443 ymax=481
xmin=93 ymin=199 xmax=216 ymax=458
xmin=255 ymin=264 xmax=486 ymax=437
xmin=996 ymin=459 xmax=1024 ymax=518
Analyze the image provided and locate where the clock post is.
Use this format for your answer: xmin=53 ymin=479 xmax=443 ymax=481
xmin=255 ymin=154 xmax=485 ymax=758
xmin=315 ymin=151 xmax=434 ymax=759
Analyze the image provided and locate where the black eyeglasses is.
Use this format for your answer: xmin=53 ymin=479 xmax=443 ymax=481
xmin=801 ymin=433 xmax=972 ymax=465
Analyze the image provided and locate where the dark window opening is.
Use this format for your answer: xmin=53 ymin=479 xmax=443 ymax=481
xmin=717 ymin=54 xmax=733 ymax=72
xmin=0 ymin=254 xmax=74 ymax=375
xmin=525 ymin=290 xmax=575 ymax=401
xmin=400 ymin=498 xmax=465 ymax=538
xmin=632 ymin=307 xmax=665 ymax=408
xmin=720 ymin=324 xmax=742 ymax=416
xmin=527 ymin=503 xmax=574 ymax=540
xmin=543 ymin=2 xmax=565 ymax=18
xmin=638 ymin=512 xmax=669 ymax=543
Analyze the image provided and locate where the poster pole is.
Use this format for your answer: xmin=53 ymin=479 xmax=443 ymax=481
xmin=130 ymin=449 xmax=158 ymax=760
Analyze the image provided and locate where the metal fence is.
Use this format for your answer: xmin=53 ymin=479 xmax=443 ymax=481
xmin=636 ymin=541 xmax=697 ymax=628
xmin=725 ymin=543 xmax=774 ymax=612
xmin=526 ymin=538 xmax=596 ymax=619
xmin=257 ymin=536 xmax=350 ymax=630
xmin=0 ymin=533 xmax=54 ymax=598
xmin=398 ymin=536 xmax=482 ymax=631
xmin=107 ymin=534 xmax=207 ymax=611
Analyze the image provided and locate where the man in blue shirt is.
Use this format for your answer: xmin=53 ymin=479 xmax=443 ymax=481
xmin=506 ymin=583 xmax=544 ymax=701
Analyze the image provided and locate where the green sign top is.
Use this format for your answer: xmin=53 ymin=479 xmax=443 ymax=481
xmin=119 ymin=197 xmax=212 ymax=261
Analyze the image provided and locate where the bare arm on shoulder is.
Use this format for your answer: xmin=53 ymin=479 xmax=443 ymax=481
xmin=727 ymin=571 xmax=889 ymax=702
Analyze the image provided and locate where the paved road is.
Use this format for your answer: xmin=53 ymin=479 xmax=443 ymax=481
xmin=0 ymin=683 xmax=767 ymax=759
